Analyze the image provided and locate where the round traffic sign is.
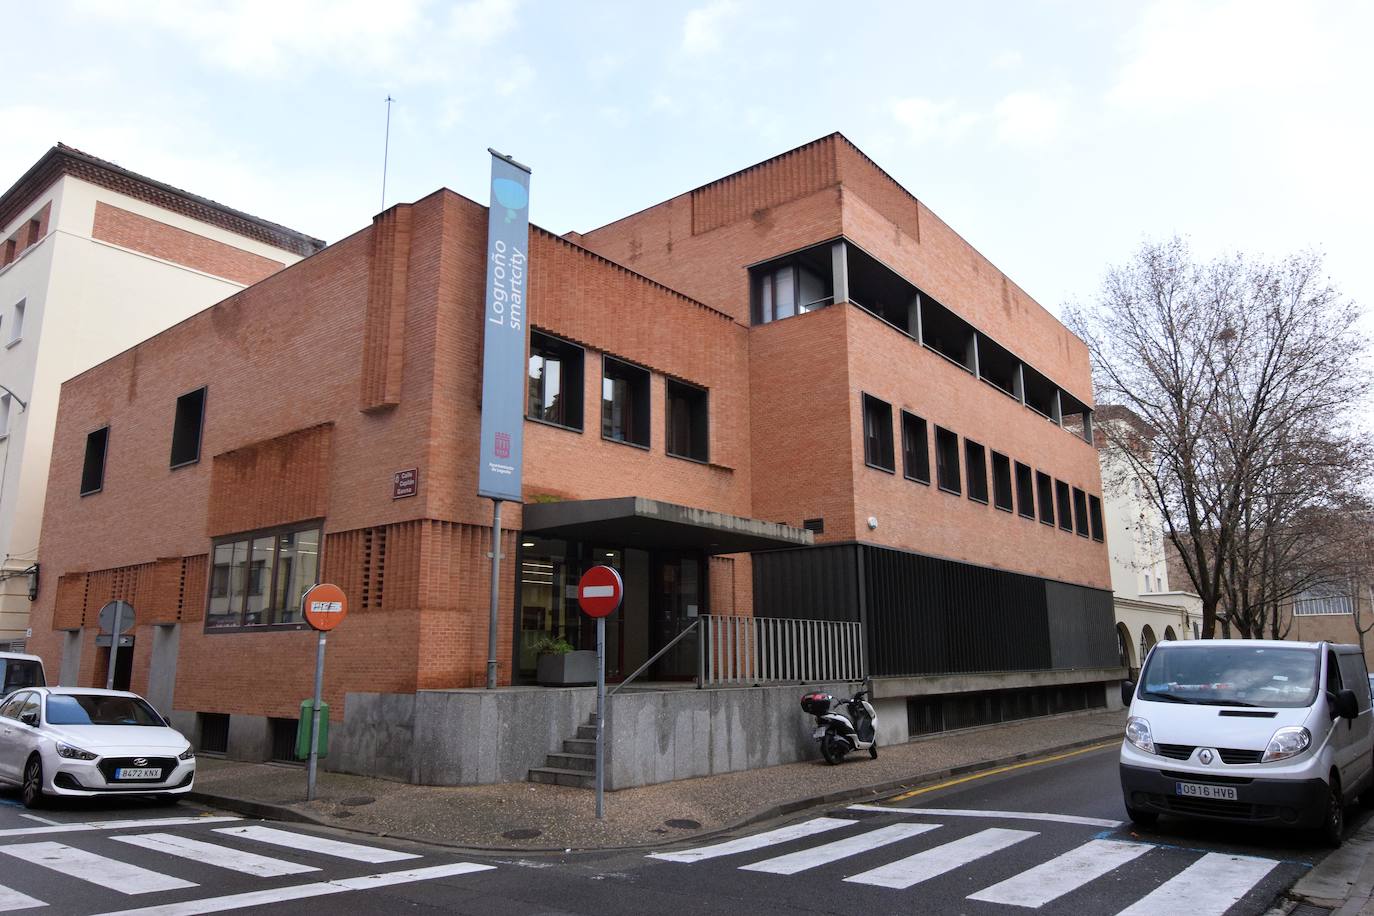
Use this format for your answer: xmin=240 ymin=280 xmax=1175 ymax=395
xmin=302 ymin=583 xmax=348 ymax=631
xmin=577 ymin=566 xmax=623 ymax=618
xmin=98 ymin=600 xmax=135 ymax=634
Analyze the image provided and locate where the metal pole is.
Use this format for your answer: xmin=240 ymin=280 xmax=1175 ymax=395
xmin=596 ymin=615 xmax=606 ymax=820
xmin=486 ymin=498 xmax=502 ymax=690
xmin=106 ymin=603 xmax=122 ymax=690
xmin=307 ymin=631 xmax=326 ymax=801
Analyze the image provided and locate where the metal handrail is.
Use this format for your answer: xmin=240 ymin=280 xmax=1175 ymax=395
xmin=610 ymin=619 xmax=700 ymax=696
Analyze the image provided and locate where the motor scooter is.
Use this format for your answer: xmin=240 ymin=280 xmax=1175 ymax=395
xmin=801 ymin=682 xmax=877 ymax=765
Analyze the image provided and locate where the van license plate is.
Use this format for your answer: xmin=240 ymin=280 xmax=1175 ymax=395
xmin=115 ymin=767 xmax=161 ymax=780
xmin=1176 ymin=782 xmax=1237 ymax=801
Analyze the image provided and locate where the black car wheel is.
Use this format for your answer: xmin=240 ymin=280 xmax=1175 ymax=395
xmin=21 ymin=756 xmax=45 ymax=809
xmin=1321 ymin=774 xmax=1345 ymax=848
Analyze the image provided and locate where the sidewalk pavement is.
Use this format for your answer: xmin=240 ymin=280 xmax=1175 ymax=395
xmin=1270 ymin=817 xmax=1374 ymax=916
xmin=190 ymin=708 xmax=1126 ymax=852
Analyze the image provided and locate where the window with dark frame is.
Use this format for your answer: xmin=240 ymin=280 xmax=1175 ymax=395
xmin=206 ymin=522 xmax=322 ymax=630
xmin=1088 ymin=494 xmax=1105 ymax=541
xmin=964 ymin=440 xmax=989 ymax=503
xmin=602 ymin=357 xmax=650 ymax=447
xmin=935 ymin=426 xmax=961 ymax=494
xmin=901 ymin=411 xmax=930 ymax=483
xmin=991 ymin=452 xmax=1013 ymax=512
xmin=666 ymin=379 xmax=709 ymax=462
xmin=1056 ymin=480 xmax=1073 ymax=531
xmin=527 ymin=331 xmax=584 ymax=430
xmin=169 ymin=387 xmax=207 ymax=468
xmin=862 ymin=394 xmax=895 ymax=472
xmin=80 ymin=426 xmax=109 ymax=496
xmin=1036 ymin=471 xmax=1055 ymax=525
xmin=1073 ymin=487 xmax=1090 ymax=537
xmin=1015 ymin=462 xmax=1035 ymax=519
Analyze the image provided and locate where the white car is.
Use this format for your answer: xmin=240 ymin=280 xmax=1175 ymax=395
xmin=0 ymin=687 xmax=195 ymax=808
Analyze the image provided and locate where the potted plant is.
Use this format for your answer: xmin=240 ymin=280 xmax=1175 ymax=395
xmin=533 ymin=635 xmax=597 ymax=686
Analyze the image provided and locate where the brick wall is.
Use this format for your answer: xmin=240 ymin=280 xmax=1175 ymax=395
xmin=92 ymin=201 xmax=285 ymax=285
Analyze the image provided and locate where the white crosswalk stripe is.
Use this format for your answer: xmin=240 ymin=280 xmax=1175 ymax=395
xmin=968 ymin=838 xmax=1152 ymax=908
xmin=844 ymin=827 xmax=1038 ymax=890
xmin=210 ymin=825 xmax=420 ymax=863
xmin=1115 ymin=851 xmax=1279 ymax=916
xmin=0 ymin=883 xmax=45 ymax=913
xmin=112 ymin=833 xmax=320 ymax=877
xmin=0 ymin=841 xmax=196 ymax=895
xmin=647 ymin=817 xmax=853 ymax=864
xmin=740 ymin=823 xmax=940 ymax=875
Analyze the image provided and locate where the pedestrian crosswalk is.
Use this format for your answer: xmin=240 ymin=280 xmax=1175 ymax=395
xmin=0 ymin=816 xmax=495 ymax=914
xmin=647 ymin=811 xmax=1285 ymax=914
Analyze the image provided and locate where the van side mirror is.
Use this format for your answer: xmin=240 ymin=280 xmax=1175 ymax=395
xmin=1336 ymin=689 xmax=1359 ymax=720
xmin=1121 ymin=680 xmax=1136 ymax=706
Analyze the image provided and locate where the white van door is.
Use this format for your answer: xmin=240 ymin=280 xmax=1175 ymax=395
xmin=1338 ymin=651 xmax=1374 ymax=791
xmin=1327 ymin=649 xmax=1358 ymax=792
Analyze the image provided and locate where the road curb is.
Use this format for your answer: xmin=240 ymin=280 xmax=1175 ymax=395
xmin=187 ymin=729 xmax=1123 ymax=855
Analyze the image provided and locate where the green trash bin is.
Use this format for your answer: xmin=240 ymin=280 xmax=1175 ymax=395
xmin=296 ymin=699 xmax=329 ymax=760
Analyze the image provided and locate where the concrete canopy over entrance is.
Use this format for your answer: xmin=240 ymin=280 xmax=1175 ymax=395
xmin=521 ymin=496 xmax=813 ymax=554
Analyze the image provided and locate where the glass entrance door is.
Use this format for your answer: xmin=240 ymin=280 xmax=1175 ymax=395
xmin=650 ymin=551 xmax=704 ymax=680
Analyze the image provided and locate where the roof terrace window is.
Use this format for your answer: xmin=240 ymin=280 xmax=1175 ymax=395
xmin=750 ymin=243 xmax=834 ymax=325
xmin=846 ymin=243 xmax=919 ymax=335
xmin=920 ymin=295 xmax=976 ymax=373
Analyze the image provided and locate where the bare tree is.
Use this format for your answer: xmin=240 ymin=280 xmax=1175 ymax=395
xmin=1066 ymin=238 xmax=1370 ymax=638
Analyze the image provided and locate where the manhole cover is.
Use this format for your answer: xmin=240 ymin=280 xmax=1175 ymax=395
xmin=502 ymin=828 xmax=543 ymax=840
xmin=341 ymin=796 xmax=376 ymax=807
xmin=665 ymin=819 xmax=701 ymax=830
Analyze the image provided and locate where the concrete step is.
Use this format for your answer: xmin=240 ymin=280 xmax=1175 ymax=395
xmin=544 ymin=753 xmax=595 ymax=773
xmin=563 ymin=738 xmax=596 ymax=755
xmin=575 ymin=725 xmax=597 ymax=740
xmin=528 ymin=766 xmax=595 ymax=789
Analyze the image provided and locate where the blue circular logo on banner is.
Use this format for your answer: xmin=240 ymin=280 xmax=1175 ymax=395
xmin=492 ymin=178 xmax=528 ymax=211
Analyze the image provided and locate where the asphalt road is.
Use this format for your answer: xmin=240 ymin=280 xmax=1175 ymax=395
xmin=0 ymin=744 xmax=1359 ymax=914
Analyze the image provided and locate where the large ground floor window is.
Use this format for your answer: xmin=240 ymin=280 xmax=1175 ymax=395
xmin=207 ymin=522 xmax=322 ymax=630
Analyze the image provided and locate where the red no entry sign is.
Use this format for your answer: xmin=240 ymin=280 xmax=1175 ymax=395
xmin=578 ymin=565 xmax=623 ymax=618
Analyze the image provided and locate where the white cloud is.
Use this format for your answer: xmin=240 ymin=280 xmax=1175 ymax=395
xmin=993 ymin=91 xmax=1064 ymax=146
xmin=682 ymin=0 xmax=739 ymax=55
xmin=889 ymin=97 xmax=979 ymax=145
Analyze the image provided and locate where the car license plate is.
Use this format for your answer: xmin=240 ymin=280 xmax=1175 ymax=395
xmin=115 ymin=767 xmax=161 ymax=780
xmin=1176 ymin=781 xmax=1237 ymax=800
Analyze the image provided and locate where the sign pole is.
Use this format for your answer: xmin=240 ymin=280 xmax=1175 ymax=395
xmin=486 ymin=498 xmax=502 ymax=690
xmin=106 ymin=602 xmax=123 ymax=690
xmin=307 ymin=630 xmax=326 ymax=802
xmin=596 ymin=615 xmax=605 ymax=820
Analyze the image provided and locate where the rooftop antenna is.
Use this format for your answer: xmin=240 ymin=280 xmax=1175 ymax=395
xmin=381 ymin=94 xmax=395 ymax=210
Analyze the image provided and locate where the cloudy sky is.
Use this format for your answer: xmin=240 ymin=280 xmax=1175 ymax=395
xmin=8 ymin=0 xmax=1373 ymax=324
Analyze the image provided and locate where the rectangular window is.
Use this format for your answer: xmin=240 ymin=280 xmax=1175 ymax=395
xmin=8 ymin=300 xmax=24 ymax=345
xmin=1015 ymin=462 xmax=1035 ymax=519
xmin=862 ymin=394 xmax=894 ymax=472
xmin=80 ymin=426 xmax=109 ymax=495
xmin=1073 ymin=487 xmax=1090 ymax=537
xmin=0 ymin=394 xmax=10 ymax=438
xmin=1056 ymin=480 xmax=1073 ymax=531
xmin=602 ymin=356 xmax=650 ymax=447
xmin=527 ymin=331 xmax=584 ymax=430
xmin=1088 ymin=494 xmax=1104 ymax=541
xmin=964 ymin=440 xmax=989 ymax=503
xmin=206 ymin=522 xmax=323 ymax=630
xmin=990 ymin=452 xmax=1013 ymax=512
xmin=169 ymin=387 xmax=206 ymax=468
xmin=935 ymin=426 xmax=961 ymax=494
xmin=1036 ymin=471 xmax=1055 ymax=525
xmin=901 ymin=411 xmax=930 ymax=483
xmin=751 ymin=246 xmax=832 ymax=325
xmin=666 ymin=379 xmax=709 ymax=462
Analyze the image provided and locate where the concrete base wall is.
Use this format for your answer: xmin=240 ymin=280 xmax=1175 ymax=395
xmin=226 ymin=714 xmax=272 ymax=763
xmin=146 ymin=624 xmax=180 ymax=716
xmin=333 ymin=687 xmax=596 ymax=785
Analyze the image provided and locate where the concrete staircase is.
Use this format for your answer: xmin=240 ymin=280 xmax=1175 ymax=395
xmin=528 ymin=712 xmax=598 ymax=789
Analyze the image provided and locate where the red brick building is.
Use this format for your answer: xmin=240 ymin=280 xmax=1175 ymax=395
xmin=26 ymin=134 xmax=1117 ymax=765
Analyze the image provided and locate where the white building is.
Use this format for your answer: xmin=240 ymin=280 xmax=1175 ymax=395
xmin=0 ymin=144 xmax=322 ymax=647
xmin=1095 ymin=406 xmax=1202 ymax=672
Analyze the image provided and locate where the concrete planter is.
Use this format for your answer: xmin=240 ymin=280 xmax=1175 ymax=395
xmin=536 ymin=650 xmax=597 ymax=686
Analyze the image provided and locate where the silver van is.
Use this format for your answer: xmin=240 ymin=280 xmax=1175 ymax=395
xmin=0 ymin=652 xmax=46 ymax=698
xmin=1119 ymin=640 xmax=1374 ymax=846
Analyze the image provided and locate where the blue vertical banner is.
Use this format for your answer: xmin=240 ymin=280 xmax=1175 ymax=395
xmin=477 ymin=149 xmax=531 ymax=501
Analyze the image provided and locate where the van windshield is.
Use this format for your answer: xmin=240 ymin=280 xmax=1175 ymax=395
xmin=1 ymin=660 xmax=45 ymax=694
xmin=1139 ymin=645 xmax=1319 ymax=708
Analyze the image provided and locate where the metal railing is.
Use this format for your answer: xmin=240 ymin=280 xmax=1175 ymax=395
xmin=699 ymin=615 xmax=864 ymax=686
xmin=610 ymin=619 xmax=700 ymax=696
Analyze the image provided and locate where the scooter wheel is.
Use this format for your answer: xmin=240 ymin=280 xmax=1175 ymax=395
xmin=821 ymin=734 xmax=846 ymax=765
xmin=869 ymin=742 xmax=878 ymax=759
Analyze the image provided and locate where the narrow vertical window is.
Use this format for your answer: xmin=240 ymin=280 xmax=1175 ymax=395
xmin=666 ymin=379 xmax=709 ymax=462
xmin=8 ymin=300 xmax=24 ymax=345
xmin=80 ymin=426 xmax=109 ymax=495
xmin=901 ymin=411 xmax=930 ymax=483
xmin=1089 ymin=495 xmax=1105 ymax=541
xmin=1073 ymin=487 xmax=1090 ymax=537
xmin=935 ymin=427 xmax=961 ymax=494
xmin=991 ymin=452 xmax=1013 ymax=512
xmin=964 ymin=440 xmax=989 ymax=503
xmin=602 ymin=356 xmax=650 ymax=447
xmin=1015 ymin=462 xmax=1035 ymax=519
xmin=1036 ymin=471 xmax=1055 ymax=525
xmin=170 ymin=387 xmax=207 ymax=468
xmin=861 ymin=394 xmax=894 ymax=472
xmin=1056 ymin=480 xmax=1073 ymax=532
